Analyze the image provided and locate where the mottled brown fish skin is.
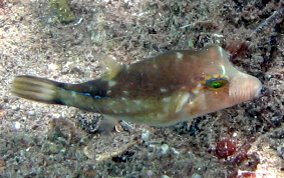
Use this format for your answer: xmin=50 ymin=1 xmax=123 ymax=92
xmin=11 ymin=45 xmax=262 ymax=126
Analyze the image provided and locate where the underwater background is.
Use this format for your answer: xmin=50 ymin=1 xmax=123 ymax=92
xmin=0 ymin=0 xmax=283 ymax=177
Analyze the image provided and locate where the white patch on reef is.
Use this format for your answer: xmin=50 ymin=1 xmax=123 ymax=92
xmin=176 ymin=52 xmax=183 ymax=60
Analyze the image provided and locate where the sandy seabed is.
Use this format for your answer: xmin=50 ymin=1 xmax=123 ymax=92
xmin=0 ymin=0 xmax=283 ymax=177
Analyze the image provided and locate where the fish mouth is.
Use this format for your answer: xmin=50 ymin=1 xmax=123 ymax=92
xmin=229 ymin=75 xmax=262 ymax=103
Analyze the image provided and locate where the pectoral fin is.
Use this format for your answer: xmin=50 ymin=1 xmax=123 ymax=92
xmin=172 ymin=92 xmax=190 ymax=113
xmin=100 ymin=55 xmax=124 ymax=80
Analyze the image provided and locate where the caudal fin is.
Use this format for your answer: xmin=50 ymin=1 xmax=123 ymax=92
xmin=11 ymin=75 xmax=64 ymax=105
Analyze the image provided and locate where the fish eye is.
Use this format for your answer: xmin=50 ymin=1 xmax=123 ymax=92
xmin=205 ymin=78 xmax=228 ymax=89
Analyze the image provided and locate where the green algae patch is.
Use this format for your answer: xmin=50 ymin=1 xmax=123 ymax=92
xmin=50 ymin=0 xmax=75 ymax=24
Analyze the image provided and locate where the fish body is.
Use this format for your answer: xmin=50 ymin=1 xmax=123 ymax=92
xmin=11 ymin=45 xmax=262 ymax=126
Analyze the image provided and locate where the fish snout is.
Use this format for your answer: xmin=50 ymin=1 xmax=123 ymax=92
xmin=229 ymin=74 xmax=262 ymax=103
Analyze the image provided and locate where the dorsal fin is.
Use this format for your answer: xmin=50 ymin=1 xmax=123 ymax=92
xmin=100 ymin=55 xmax=123 ymax=80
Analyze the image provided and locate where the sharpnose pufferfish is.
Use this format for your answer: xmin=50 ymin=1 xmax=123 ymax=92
xmin=11 ymin=45 xmax=262 ymax=126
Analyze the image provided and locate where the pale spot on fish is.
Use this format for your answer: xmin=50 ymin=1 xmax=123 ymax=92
xmin=107 ymin=90 xmax=112 ymax=95
xmin=176 ymin=52 xmax=183 ymax=60
xmin=112 ymin=109 xmax=119 ymax=114
xmin=134 ymin=100 xmax=142 ymax=105
xmin=162 ymin=97 xmax=171 ymax=103
xmin=175 ymin=93 xmax=190 ymax=113
xmin=192 ymin=83 xmax=202 ymax=94
xmin=192 ymin=90 xmax=200 ymax=95
xmin=109 ymin=101 xmax=116 ymax=107
xmin=123 ymin=91 xmax=129 ymax=95
xmin=196 ymin=83 xmax=202 ymax=88
xmin=108 ymin=80 xmax=117 ymax=87
xmin=160 ymin=88 xmax=167 ymax=93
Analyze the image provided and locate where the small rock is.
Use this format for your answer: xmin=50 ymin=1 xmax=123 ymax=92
xmin=160 ymin=144 xmax=169 ymax=155
xmin=12 ymin=121 xmax=21 ymax=130
xmin=48 ymin=63 xmax=59 ymax=71
xmin=192 ymin=173 xmax=202 ymax=178
xmin=171 ymin=148 xmax=180 ymax=156
xmin=141 ymin=129 xmax=151 ymax=142
xmin=161 ymin=175 xmax=170 ymax=178
xmin=0 ymin=159 xmax=6 ymax=172
xmin=277 ymin=144 xmax=284 ymax=159
xmin=146 ymin=170 xmax=154 ymax=177
xmin=27 ymin=110 xmax=35 ymax=116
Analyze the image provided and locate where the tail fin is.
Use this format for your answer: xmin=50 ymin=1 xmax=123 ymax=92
xmin=11 ymin=75 xmax=64 ymax=105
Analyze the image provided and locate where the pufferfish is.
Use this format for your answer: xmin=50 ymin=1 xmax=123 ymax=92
xmin=11 ymin=45 xmax=262 ymax=126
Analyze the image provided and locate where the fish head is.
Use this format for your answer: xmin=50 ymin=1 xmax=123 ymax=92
xmin=184 ymin=45 xmax=262 ymax=117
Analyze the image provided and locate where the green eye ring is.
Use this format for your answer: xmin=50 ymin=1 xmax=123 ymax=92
xmin=205 ymin=78 xmax=228 ymax=89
